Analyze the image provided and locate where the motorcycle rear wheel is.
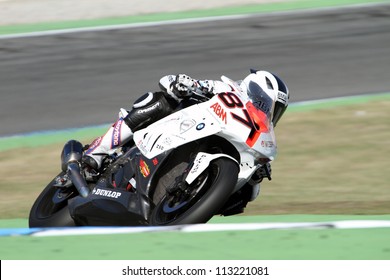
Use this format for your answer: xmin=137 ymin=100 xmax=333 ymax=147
xmin=149 ymin=158 xmax=238 ymax=226
xmin=29 ymin=172 xmax=76 ymax=228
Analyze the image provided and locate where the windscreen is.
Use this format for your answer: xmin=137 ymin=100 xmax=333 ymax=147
xmin=246 ymin=81 xmax=274 ymax=120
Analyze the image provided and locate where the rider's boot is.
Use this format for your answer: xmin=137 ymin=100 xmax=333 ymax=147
xmin=83 ymin=109 xmax=133 ymax=171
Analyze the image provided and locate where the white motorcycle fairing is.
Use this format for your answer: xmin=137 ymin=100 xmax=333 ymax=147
xmin=133 ymin=76 xmax=277 ymax=189
xmin=133 ymin=100 xmax=222 ymax=159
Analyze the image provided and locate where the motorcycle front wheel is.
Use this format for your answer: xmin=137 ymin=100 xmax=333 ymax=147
xmin=149 ymin=158 xmax=238 ymax=226
xmin=29 ymin=172 xmax=76 ymax=228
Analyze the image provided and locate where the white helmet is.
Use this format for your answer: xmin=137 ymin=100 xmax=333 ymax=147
xmin=240 ymin=69 xmax=289 ymax=126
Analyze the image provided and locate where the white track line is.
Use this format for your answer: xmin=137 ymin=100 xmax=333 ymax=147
xmin=0 ymin=2 xmax=389 ymax=40
xmin=12 ymin=220 xmax=390 ymax=237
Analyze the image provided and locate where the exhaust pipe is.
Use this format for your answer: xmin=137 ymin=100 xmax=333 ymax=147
xmin=61 ymin=140 xmax=83 ymax=171
xmin=61 ymin=140 xmax=90 ymax=198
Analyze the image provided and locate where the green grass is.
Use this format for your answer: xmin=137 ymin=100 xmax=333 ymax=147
xmin=1 ymin=97 xmax=389 ymax=219
xmin=1 ymin=215 xmax=390 ymax=260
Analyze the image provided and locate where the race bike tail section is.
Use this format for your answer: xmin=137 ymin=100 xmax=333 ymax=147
xmin=29 ymin=75 xmax=278 ymax=227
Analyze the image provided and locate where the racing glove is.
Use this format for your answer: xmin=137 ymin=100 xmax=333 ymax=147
xmin=171 ymin=74 xmax=215 ymax=98
xmin=171 ymin=74 xmax=197 ymax=98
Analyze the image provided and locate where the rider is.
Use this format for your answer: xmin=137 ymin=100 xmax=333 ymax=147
xmin=82 ymin=70 xmax=289 ymax=191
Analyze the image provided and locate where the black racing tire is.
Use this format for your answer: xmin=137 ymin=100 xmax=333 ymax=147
xmin=149 ymin=158 xmax=239 ymax=226
xmin=29 ymin=172 xmax=76 ymax=228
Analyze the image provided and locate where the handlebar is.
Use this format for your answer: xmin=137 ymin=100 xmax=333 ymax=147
xmin=188 ymin=90 xmax=212 ymax=103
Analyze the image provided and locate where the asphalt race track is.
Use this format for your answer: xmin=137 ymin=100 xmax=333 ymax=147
xmin=0 ymin=3 xmax=389 ymax=136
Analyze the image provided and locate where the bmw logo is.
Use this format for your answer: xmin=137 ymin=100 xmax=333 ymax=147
xmin=196 ymin=123 xmax=205 ymax=130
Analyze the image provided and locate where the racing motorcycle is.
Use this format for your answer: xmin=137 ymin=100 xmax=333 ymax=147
xmin=29 ymin=75 xmax=277 ymax=227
